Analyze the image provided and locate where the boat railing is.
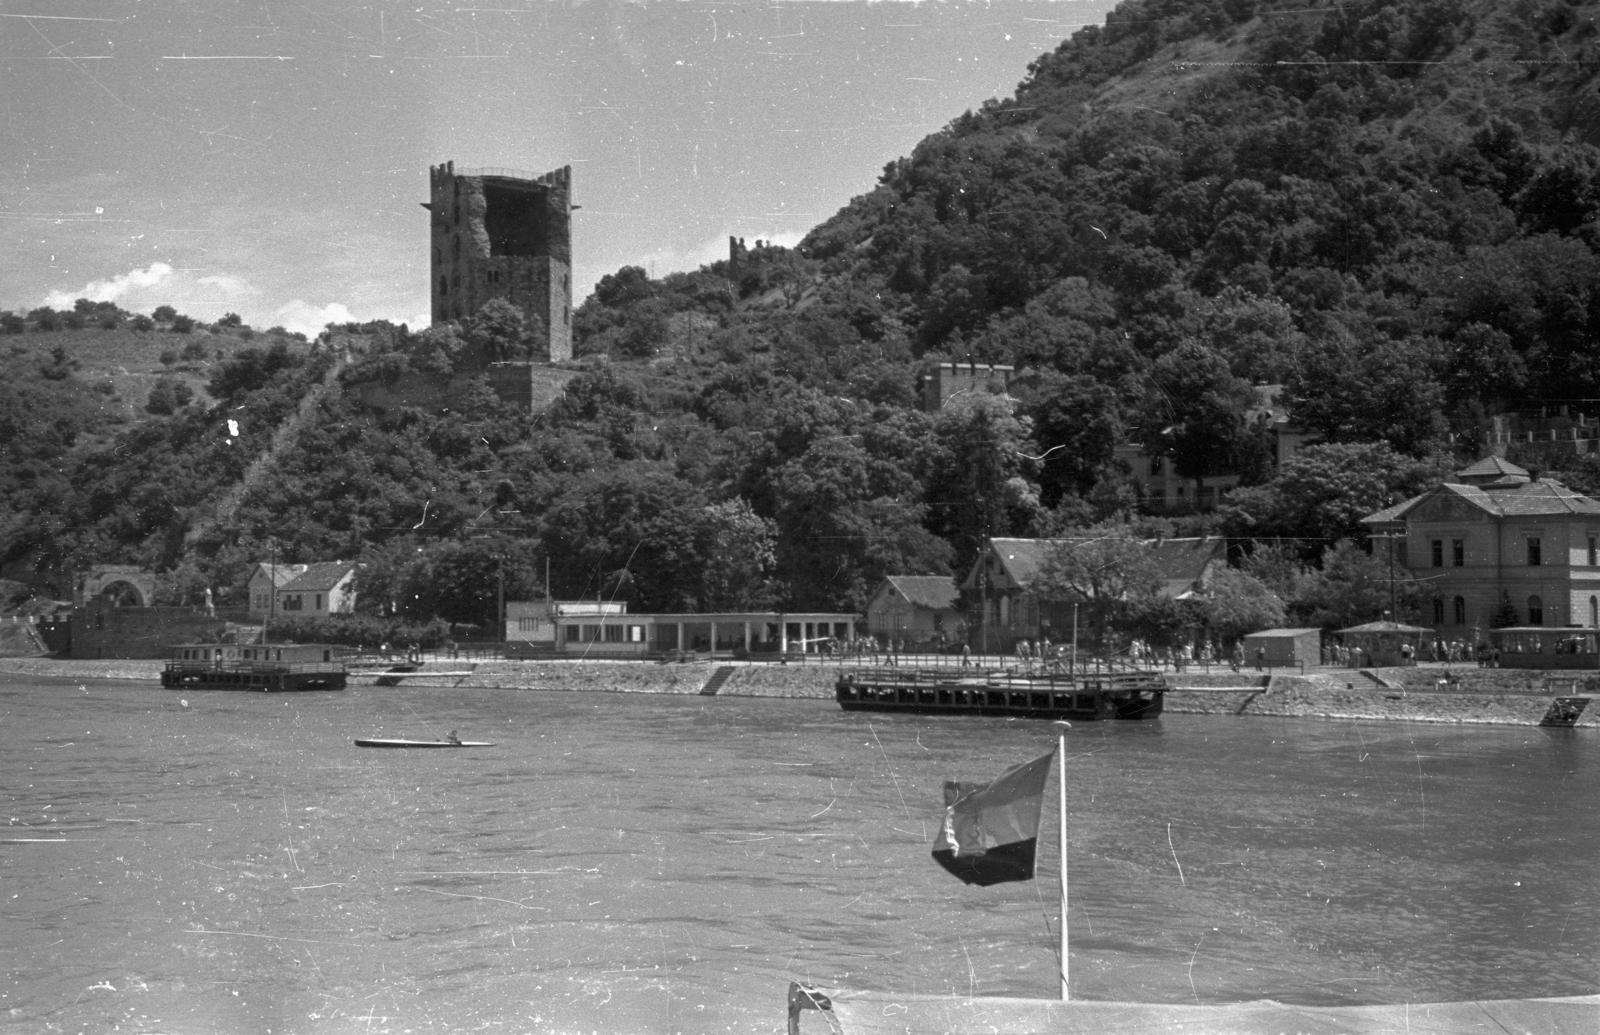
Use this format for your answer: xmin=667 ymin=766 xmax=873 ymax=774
xmin=839 ymin=666 xmax=1161 ymax=690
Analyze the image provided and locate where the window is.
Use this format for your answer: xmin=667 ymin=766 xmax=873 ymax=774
xmin=1591 ymin=596 xmax=1598 ymax=628
xmin=565 ymin=625 xmax=581 ymax=643
xmin=1150 ymin=455 xmax=1163 ymax=475
xmin=603 ymin=624 xmax=624 ymax=643
xmin=1431 ymin=540 xmax=1443 ymax=567
xmin=1529 ymin=595 xmax=1544 ymax=626
xmin=1397 ymin=540 xmax=1408 ymax=566
xmin=1433 ymin=598 xmax=1444 ymax=623
xmin=440 ymin=275 xmax=449 ymax=296
xmin=1590 ymin=536 xmax=1597 ymax=567
xmin=314 ymin=593 xmax=323 ymax=611
xmin=1528 ymin=537 xmax=1542 ymax=566
xmin=1454 ymin=596 xmax=1465 ymax=625
xmin=1452 ymin=539 xmax=1464 ymax=566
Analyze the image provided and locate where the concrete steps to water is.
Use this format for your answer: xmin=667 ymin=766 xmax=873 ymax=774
xmin=699 ymin=666 xmax=736 ymax=696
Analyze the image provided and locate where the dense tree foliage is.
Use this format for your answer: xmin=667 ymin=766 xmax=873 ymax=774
xmin=10 ymin=0 xmax=1600 ymax=640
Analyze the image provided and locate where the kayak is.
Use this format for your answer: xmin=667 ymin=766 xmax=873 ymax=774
xmin=354 ymin=737 xmax=495 ymax=748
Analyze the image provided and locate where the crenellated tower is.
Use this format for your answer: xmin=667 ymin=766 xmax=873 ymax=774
xmin=424 ymin=161 xmax=572 ymax=362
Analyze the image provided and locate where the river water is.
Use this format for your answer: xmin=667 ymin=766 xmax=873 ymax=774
xmin=1 ymin=676 xmax=1596 ymax=1035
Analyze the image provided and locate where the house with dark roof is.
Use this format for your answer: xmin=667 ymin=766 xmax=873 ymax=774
xmin=958 ymin=536 xmax=1225 ymax=650
xmin=274 ymin=561 xmax=358 ymax=616
xmin=1361 ymin=457 xmax=1600 ymax=640
xmin=865 ymin=576 xmax=963 ymax=647
xmin=247 ymin=562 xmax=307 ymax=617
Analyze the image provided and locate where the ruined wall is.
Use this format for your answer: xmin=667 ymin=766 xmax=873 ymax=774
xmin=428 ymin=162 xmax=572 ymax=362
xmin=69 ymin=601 xmax=225 ymax=660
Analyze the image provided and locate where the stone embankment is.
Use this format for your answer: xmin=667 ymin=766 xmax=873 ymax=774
xmin=1166 ymin=666 xmax=1600 ymax=726
xmin=3 ymin=658 xmax=1595 ymax=727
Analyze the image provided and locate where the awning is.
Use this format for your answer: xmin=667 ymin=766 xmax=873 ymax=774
xmin=787 ymin=985 xmax=1600 ymax=1035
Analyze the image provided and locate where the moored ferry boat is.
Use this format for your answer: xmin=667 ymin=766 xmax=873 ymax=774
xmin=835 ymin=663 xmax=1163 ymax=721
xmin=161 ymin=642 xmax=348 ymax=692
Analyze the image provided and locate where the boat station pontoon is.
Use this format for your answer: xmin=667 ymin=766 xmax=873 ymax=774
xmin=835 ymin=660 xmax=1163 ymax=721
xmin=160 ymin=643 xmax=347 ymax=692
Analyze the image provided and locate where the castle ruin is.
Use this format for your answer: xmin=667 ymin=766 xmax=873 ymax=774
xmin=425 ymin=162 xmax=573 ymax=362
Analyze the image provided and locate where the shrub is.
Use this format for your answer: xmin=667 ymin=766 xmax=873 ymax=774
xmin=144 ymin=377 xmax=194 ymax=415
xmin=98 ymin=313 xmax=120 ymax=329
xmin=73 ymin=298 xmax=97 ymax=314
xmin=28 ymin=307 xmax=59 ymax=331
xmin=62 ymin=311 xmax=86 ymax=329
xmin=131 ymin=314 xmax=155 ymax=332
xmin=159 ymin=348 xmax=177 ymax=366
xmin=181 ymin=339 xmax=208 ymax=362
xmin=0 ymin=312 xmax=23 ymax=334
xmin=152 ymin=305 xmax=177 ymax=322
xmin=264 ymin=613 xmax=451 ymax=649
xmin=218 ymin=312 xmax=243 ymax=328
xmin=170 ymin=314 xmax=195 ymax=333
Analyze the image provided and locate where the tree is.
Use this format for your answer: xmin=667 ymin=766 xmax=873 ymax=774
xmin=768 ymin=435 xmax=951 ymax=611
xmin=1282 ymin=324 xmax=1446 ymax=455
xmin=1030 ymin=529 xmax=1163 ymax=637
xmin=152 ymin=305 xmax=178 ymax=322
xmin=1009 ymin=369 xmax=1122 ymax=507
xmin=1196 ymin=567 xmax=1287 ymax=642
xmin=467 ymin=298 xmax=532 ymax=362
xmin=1146 ymin=340 xmax=1258 ymax=495
xmin=1223 ymin=442 xmax=1448 ymax=560
xmin=145 ymin=377 xmax=194 ymax=415
xmin=693 ymin=499 xmax=778 ymax=611
xmin=923 ymin=393 xmax=1040 ymax=572
xmin=1296 ymin=539 xmax=1425 ymax=629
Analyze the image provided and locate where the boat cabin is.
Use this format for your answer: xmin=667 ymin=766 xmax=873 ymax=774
xmin=169 ymin=643 xmax=337 ymax=666
xmin=162 ymin=642 xmax=347 ymax=691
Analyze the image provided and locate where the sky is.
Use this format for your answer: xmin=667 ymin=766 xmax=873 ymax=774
xmin=3 ymin=0 xmax=1119 ymax=335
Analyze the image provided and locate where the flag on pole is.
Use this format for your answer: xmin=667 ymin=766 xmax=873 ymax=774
xmin=931 ymin=748 xmax=1055 ymax=886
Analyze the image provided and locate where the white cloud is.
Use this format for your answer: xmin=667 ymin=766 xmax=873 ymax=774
xmin=270 ymin=300 xmax=359 ymax=337
xmin=42 ymin=261 xmax=259 ymax=320
xmin=39 ymin=262 xmax=426 ymax=336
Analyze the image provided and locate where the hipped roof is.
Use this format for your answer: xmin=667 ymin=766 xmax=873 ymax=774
xmin=279 ymin=561 xmax=356 ymax=593
xmin=253 ymin=562 xmax=306 ymax=587
xmin=1336 ymin=620 xmax=1433 ymax=634
xmin=879 ymin=575 xmax=960 ymax=611
xmin=969 ymin=537 xmax=1224 ymax=593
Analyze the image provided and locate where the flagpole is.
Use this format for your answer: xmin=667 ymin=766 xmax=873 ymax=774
xmin=1055 ymin=721 xmax=1070 ymax=1001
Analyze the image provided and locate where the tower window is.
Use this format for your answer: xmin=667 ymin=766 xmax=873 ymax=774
xmin=440 ymin=275 xmax=449 ymax=296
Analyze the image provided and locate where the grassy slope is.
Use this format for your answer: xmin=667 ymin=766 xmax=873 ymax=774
xmin=6 ymin=324 xmax=313 ymax=423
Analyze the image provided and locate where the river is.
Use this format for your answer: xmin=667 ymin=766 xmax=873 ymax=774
xmin=1 ymin=676 xmax=1595 ymax=1034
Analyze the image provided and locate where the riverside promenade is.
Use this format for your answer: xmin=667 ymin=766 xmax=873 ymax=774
xmin=3 ymin=653 xmax=1595 ymax=727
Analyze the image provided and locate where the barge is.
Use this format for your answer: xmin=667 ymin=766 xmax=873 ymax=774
xmin=835 ymin=663 xmax=1164 ymax=721
xmin=161 ymin=642 xmax=348 ymax=692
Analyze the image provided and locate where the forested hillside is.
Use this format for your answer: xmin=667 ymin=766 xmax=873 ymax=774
xmin=8 ymin=0 xmax=1600 ymax=635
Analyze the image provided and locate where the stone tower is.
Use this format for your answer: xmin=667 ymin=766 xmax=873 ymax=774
xmin=425 ymin=161 xmax=572 ymax=362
